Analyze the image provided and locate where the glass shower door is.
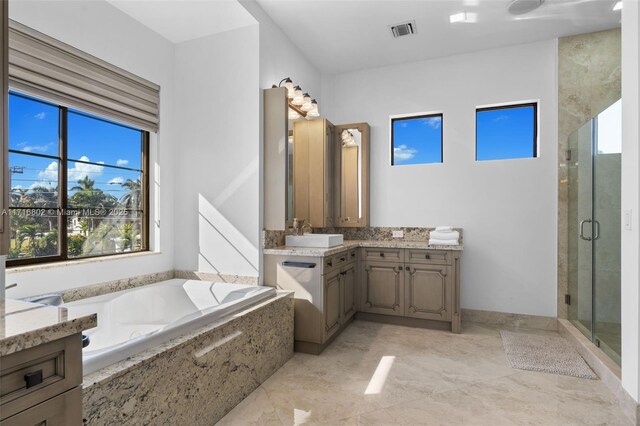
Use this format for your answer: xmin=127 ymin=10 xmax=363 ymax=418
xmin=567 ymin=99 xmax=621 ymax=365
xmin=593 ymin=100 xmax=622 ymax=364
xmin=568 ymin=121 xmax=594 ymax=339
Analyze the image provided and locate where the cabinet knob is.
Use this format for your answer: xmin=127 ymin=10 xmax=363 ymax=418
xmin=380 ymin=253 xmax=385 ymax=257
xmin=405 ymin=266 xmax=410 ymax=271
xmin=425 ymin=254 xmax=430 ymax=259
xmin=340 ymin=257 xmax=346 ymax=262
xmin=24 ymin=370 xmax=43 ymax=389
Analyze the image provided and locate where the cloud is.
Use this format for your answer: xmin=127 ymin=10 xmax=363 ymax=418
xmin=108 ymin=177 xmax=124 ymax=185
xmin=397 ymin=122 xmax=408 ymax=128
xmin=394 ymin=145 xmax=417 ymax=161
xmin=38 ymin=156 xmax=105 ymax=184
xmin=116 ymin=159 xmax=129 ymax=167
xmin=34 ymin=112 xmax=46 ymax=120
xmin=17 ymin=141 xmax=53 ymax=153
xmin=493 ymin=115 xmax=509 ymax=123
xmin=420 ymin=117 xmax=441 ymax=129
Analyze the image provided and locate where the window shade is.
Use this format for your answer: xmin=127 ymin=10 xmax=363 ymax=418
xmin=8 ymin=20 xmax=160 ymax=132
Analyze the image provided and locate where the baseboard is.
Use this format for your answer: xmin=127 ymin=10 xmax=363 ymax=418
xmin=558 ymin=319 xmax=638 ymax=425
xmin=355 ymin=312 xmax=453 ymax=332
xmin=461 ymin=308 xmax=558 ymax=331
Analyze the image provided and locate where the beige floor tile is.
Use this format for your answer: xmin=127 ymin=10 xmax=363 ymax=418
xmin=217 ymin=320 xmax=630 ymax=426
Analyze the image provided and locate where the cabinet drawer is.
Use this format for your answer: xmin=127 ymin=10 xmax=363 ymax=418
xmin=406 ymin=249 xmax=450 ymax=265
xmin=0 ymin=334 xmax=82 ymax=420
xmin=1 ymin=386 xmax=82 ymax=426
xmin=362 ymin=247 xmax=403 ymax=262
xmin=334 ymin=250 xmax=350 ymax=268
xmin=348 ymin=249 xmax=357 ymax=263
xmin=324 ymin=256 xmax=337 ymax=274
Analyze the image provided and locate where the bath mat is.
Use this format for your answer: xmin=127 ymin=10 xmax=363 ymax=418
xmin=499 ymin=330 xmax=598 ymax=380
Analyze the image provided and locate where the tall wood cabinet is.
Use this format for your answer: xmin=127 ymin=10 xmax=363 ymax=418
xmin=293 ymin=119 xmax=335 ymax=228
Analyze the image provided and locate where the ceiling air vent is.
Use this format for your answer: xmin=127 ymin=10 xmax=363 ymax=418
xmin=390 ymin=21 xmax=416 ymax=38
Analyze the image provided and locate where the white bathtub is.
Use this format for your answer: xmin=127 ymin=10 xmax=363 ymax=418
xmin=62 ymin=279 xmax=276 ymax=375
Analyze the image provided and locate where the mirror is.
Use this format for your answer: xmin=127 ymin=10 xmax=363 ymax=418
xmin=335 ymin=123 xmax=369 ymax=227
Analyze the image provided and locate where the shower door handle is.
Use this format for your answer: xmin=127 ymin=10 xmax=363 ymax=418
xmin=593 ymin=220 xmax=600 ymax=240
xmin=579 ymin=219 xmax=593 ymax=241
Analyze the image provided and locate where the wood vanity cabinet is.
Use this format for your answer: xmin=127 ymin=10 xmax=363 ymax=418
xmin=293 ymin=119 xmax=335 ymax=228
xmin=359 ymin=248 xmax=460 ymax=332
xmin=0 ymin=333 xmax=83 ymax=425
xmin=340 ymin=263 xmax=357 ymax=322
xmin=323 ymin=270 xmax=342 ymax=341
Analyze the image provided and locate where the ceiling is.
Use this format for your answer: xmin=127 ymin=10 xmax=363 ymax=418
xmin=107 ymin=0 xmax=257 ymax=44
xmin=256 ymin=0 xmax=621 ymax=74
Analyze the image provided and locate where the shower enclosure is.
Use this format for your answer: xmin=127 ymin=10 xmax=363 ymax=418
xmin=568 ymin=99 xmax=622 ymax=365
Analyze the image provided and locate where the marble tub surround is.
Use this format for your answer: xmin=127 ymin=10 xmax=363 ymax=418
xmin=60 ymin=270 xmax=174 ymax=302
xmin=174 ymin=270 xmax=258 ymax=285
xmin=263 ymin=227 xmax=463 ymax=249
xmin=0 ymin=298 xmax=97 ymax=356
xmin=218 ymin=320 xmax=629 ymax=426
xmin=82 ymin=291 xmax=294 ymax=425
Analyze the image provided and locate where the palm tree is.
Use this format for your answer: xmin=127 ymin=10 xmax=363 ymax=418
xmin=119 ymin=178 xmax=141 ymax=210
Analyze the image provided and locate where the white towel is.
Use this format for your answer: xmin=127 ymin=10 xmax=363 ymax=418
xmin=429 ymin=230 xmax=459 ymax=241
xmin=428 ymin=239 xmax=460 ymax=246
xmin=435 ymin=226 xmax=454 ymax=232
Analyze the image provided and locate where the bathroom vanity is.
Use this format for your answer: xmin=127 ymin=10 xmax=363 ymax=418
xmin=264 ymin=240 xmax=462 ymax=354
xmin=0 ymin=299 xmax=97 ymax=425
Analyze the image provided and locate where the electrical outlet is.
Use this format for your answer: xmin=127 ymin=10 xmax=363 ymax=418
xmin=392 ymin=230 xmax=404 ymax=238
xmin=624 ymin=210 xmax=632 ymax=231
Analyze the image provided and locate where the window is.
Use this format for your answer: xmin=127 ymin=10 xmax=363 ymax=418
xmin=391 ymin=113 xmax=443 ymax=165
xmin=476 ymin=103 xmax=538 ymax=161
xmin=7 ymin=92 xmax=149 ymax=265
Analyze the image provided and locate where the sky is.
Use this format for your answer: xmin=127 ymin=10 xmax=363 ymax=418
xmin=8 ymin=92 xmax=143 ymax=204
xmin=392 ymin=115 xmax=442 ymax=165
xmin=476 ymin=105 xmax=536 ymax=161
xmin=392 ymin=106 xmax=536 ymax=165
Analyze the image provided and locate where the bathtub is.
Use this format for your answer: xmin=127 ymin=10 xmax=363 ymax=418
xmin=62 ymin=279 xmax=276 ymax=375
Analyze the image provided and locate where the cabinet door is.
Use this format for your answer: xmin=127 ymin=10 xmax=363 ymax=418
xmin=1 ymin=387 xmax=82 ymax=426
xmin=361 ymin=261 xmax=404 ymax=316
xmin=323 ymin=271 xmax=341 ymax=341
xmin=340 ymin=265 xmax=356 ymax=323
xmin=405 ymin=264 xmax=452 ymax=321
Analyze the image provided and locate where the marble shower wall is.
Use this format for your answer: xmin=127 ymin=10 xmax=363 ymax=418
xmin=558 ymin=28 xmax=621 ymax=319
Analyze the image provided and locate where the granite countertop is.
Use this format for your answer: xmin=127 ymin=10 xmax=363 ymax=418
xmin=263 ymin=239 xmax=463 ymax=257
xmin=0 ymin=299 xmax=97 ymax=356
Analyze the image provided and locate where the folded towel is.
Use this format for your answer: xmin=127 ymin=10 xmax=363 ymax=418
xmin=428 ymin=239 xmax=460 ymax=246
xmin=435 ymin=226 xmax=454 ymax=232
xmin=429 ymin=230 xmax=459 ymax=241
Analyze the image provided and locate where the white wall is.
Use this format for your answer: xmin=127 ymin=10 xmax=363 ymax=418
xmin=322 ymin=40 xmax=558 ymax=317
xmin=621 ymin=0 xmax=640 ymax=403
xmin=7 ymin=1 xmax=175 ymax=298
xmin=172 ymin=25 xmax=261 ymax=278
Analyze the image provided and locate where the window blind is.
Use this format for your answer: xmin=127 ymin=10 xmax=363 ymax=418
xmin=8 ymin=20 xmax=160 ymax=132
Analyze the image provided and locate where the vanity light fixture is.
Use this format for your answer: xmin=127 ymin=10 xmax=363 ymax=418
xmin=613 ymin=1 xmax=622 ymax=11
xmin=273 ymin=77 xmax=321 ymax=119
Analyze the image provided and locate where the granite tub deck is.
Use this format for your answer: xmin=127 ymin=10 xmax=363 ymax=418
xmin=82 ymin=291 xmax=294 ymax=425
xmin=0 ymin=299 xmax=97 ymax=356
xmin=264 ymin=239 xmax=463 ymax=257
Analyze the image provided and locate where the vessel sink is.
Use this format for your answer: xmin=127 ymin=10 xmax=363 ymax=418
xmin=285 ymin=234 xmax=344 ymax=248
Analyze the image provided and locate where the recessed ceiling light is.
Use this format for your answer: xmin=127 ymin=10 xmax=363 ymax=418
xmin=450 ymin=12 xmax=468 ymax=23
xmin=449 ymin=11 xmax=477 ymax=23
xmin=613 ymin=1 xmax=622 ymax=11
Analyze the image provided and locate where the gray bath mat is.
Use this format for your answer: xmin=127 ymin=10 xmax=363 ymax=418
xmin=500 ymin=330 xmax=598 ymax=380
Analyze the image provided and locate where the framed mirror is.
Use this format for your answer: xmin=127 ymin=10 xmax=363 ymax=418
xmin=334 ymin=123 xmax=370 ymax=227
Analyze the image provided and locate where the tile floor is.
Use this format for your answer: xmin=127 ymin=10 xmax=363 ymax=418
xmin=218 ymin=320 xmax=630 ymax=425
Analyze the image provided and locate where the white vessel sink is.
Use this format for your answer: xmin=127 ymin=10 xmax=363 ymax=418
xmin=285 ymin=234 xmax=344 ymax=248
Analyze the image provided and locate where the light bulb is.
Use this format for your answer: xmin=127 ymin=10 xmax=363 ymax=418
xmin=289 ymin=108 xmax=301 ymax=119
xmin=292 ymin=86 xmax=304 ymax=105
xmin=308 ymin=100 xmax=319 ymax=117
xmin=283 ymin=78 xmax=294 ymax=98
xmin=301 ymin=93 xmax=312 ymax=111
